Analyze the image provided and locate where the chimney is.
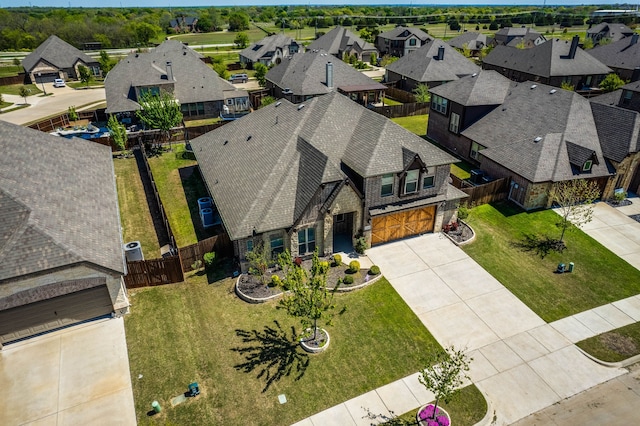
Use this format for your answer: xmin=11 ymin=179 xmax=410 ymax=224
xmin=437 ymin=46 xmax=445 ymax=60
xmin=166 ymin=61 xmax=174 ymax=81
xmin=568 ymin=35 xmax=579 ymax=59
xmin=630 ymin=33 xmax=639 ymax=46
xmin=326 ymin=61 xmax=333 ymax=89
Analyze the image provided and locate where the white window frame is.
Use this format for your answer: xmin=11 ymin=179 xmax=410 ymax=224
xmin=404 ymin=170 xmax=419 ymax=194
xmin=297 ymin=227 xmax=316 ymax=255
xmin=423 ymin=175 xmax=435 ymax=189
xmin=449 ymin=112 xmax=460 ymax=133
xmin=431 ymin=95 xmax=448 ymax=115
xmin=381 ymin=173 xmax=394 ymax=197
xmin=470 ymin=142 xmax=481 ymax=160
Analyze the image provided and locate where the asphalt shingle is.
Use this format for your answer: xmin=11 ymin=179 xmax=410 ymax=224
xmin=22 ymin=35 xmax=98 ymax=73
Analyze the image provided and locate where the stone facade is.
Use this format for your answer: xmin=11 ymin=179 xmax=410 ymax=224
xmin=602 ymin=152 xmax=640 ymax=199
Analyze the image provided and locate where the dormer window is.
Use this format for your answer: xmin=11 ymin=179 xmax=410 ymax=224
xmin=583 ymin=160 xmax=593 ymax=172
xmin=404 ymin=170 xmax=419 ymax=194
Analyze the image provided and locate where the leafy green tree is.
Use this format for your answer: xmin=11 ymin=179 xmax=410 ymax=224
xmin=209 ymin=8 xmax=224 ymax=31
xmin=234 ymin=32 xmax=249 ymax=49
xmin=599 ymin=73 xmax=626 ymax=93
xmin=78 ymin=65 xmax=93 ymax=88
xmin=212 ymin=62 xmax=229 ymax=80
xmin=582 ymin=37 xmax=594 ymax=50
xmin=68 ymin=105 xmax=79 ymax=122
xmin=254 ymin=62 xmax=268 ymax=87
xmin=18 ymin=86 xmax=30 ymax=104
xmin=359 ymin=27 xmax=374 ymax=43
xmin=136 ymin=90 xmax=183 ymax=148
xmin=277 ymin=250 xmax=338 ymax=342
xmin=413 ymin=83 xmax=430 ymax=103
xmin=419 ymin=346 xmax=472 ymax=424
xmin=548 ymin=179 xmax=601 ymax=244
xmin=228 ymin=11 xmax=250 ymax=31
xmin=107 ymin=114 xmax=127 ymax=152
xmin=561 ymin=81 xmax=575 ymax=91
xmin=379 ymin=55 xmax=399 ymax=67
xmin=260 ymin=95 xmax=276 ymax=108
xmin=246 ymin=242 xmax=271 ymax=285
xmin=370 ymin=52 xmax=377 ymax=66
xmin=134 ymin=22 xmax=159 ymax=46
xmin=489 ymin=21 xmax=499 ymax=30
xmin=98 ymin=50 xmax=117 ymax=74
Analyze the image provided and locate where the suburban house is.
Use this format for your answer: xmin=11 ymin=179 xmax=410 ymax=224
xmin=105 ymin=40 xmax=249 ymax=121
xmin=239 ymin=34 xmax=302 ymax=68
xmin=586 ymin=22 xmax=634 ymax=44
xmin=190 ymin=92 xmax=466 ymax=270
xmin=0 ymin=122 xmax=129 ymax=348
xmin=169 ymin=16 xmax=198 ymax=33
xmin=384 ymin=39 xmax=480 ymax=92
xmin=375 ymin=26 xmax=432 ymax=57
xmin=588 ymin=34 xmax=640 ymax=82
xmin=427 ymin=75 xmax=612 ymax=210
xmin=22 ymin=35 xmax=101 ymax=84
xmin=307 ymin=25 xmax=378 ymax=63
xmin=492 ymin=26 xmax=546 ymax=47
xmin=266 ymin=49 xmax=386 ymax=106
xmin=482 ymin=36 xmax=612 ymax=92
xmin=447 ymin=32 xmax=491 ymax=56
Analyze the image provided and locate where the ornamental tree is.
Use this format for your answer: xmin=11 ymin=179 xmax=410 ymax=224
xmin=419 ymin=346 xmax=472 ymax=424
xmin=548 ymin=179 xmax=600 ymax=244
xmin=135 ymin=90 xmax=183 ymax=149
xmin=245 ymin=242 xmax=271 ymax=285
xmin=107 ymin=114 xmax=127 ymax=152
xmin=78 ymin=65 xmax=93 ymax=88
xmin=254 ymin=62 xmax=268 ymax=87
xmin=599 ymin=73 xmax=626 ymax=93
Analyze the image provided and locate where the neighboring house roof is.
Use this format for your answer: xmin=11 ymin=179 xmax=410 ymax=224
xmin=239 ymin=33 xmax=299 ymax=63
xmin=170 ymin=17 xmax=198 ymax=27
xmin=590 ymin=101 xmax=640 ymax=163
xmin=154 ymin=39 xmax=204 ymax=58
xmin=494 ymin=27 xmax=544 ymax=44
xmin=0 ymin=121 xmax=125 ymax=281
xmin=307 ymin=26 xmax=378 ymax=57
xmin=22 ymin=35 xmax=97 ymax=72
xmin=378 ymin=26 xmax=431 ymax=42
xmin=429 ymin=70 xmax=513 ymax=107
xmin=588 ymin=34 xmax=640 ymax=72
xmin=447 ymin=32 xmax=489 ymax=50
xmin=385 ymin=39 xmax=480 ymax=84
xmin=461 ymin=82 xmax=610 ymax=182
xmin=587 ymin=22 xmax=634 ymax=42
xmin=266 ymin=50 xmax=385 ymax=97
xmin=483 ymin=39 xmax=612 ymax=78
xmin=105 ymin=40 xmax=234 ymax=114
xmin=190 ymin=92 xmax=456 ymax=240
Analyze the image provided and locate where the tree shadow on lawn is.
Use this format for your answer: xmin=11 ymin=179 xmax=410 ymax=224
xmin=490 ymin=200 xmax=526 ymax=218
xmin=232 ymin=320 xmax=309 ymax=392
xmin=511 ymin=233 xmax=566 ymax=259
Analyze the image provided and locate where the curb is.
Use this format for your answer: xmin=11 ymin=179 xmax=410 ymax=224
xmin=576 ymin=345 xmax=640 ymax=368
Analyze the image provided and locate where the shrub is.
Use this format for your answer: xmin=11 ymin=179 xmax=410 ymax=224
xmin=332 ymin=254 xmax=342 ymax=266
xmin=203 ymin=251 xmax=217 ymax=269
xmin=457 ymin=203 xmax=470 ymax=220
xmin=348 ymin=260 xmax=360 ymax=273
xmin=369 ymin=265 xmax=380 ymax=276
xmin=270 ymin=274 xmax=281 ymax=287
xmin=355 ymin=237 xmax=367 ymax=254
xmin=318 ymin=261 xmax=329 ymax=273
xmin=613 ymin=191 xmax=627 ymax=204
xmin=191 ymin=259 xmax=203 ymax=270
xmin=343 ymin=275 xmax=354 ymax=285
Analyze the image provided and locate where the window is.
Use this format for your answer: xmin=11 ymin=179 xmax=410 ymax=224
xmin=139 ymin=86 xmax=160 ymax=97
xmin=404 ymin=170 xmax=419 ymax=194
xmin=381 ymin=174 xmax=394 ymax=196
xmin=585 ymin=75 xmax=593 ymax=87
xmin=270 ymin=234 xmax=284 ymax=256
xmin=431 ymin=95 xmax=448 ymax=115
xmin=335 ymin=213 xmax=345 ymax=222
xmin=409 ymin=38 xmax=417 ymax=46
xmin=298 ymin=228 xmax=316 ymax=255
xmin=227 ymin=99 xmax=234 ymax=105
xmin=470 ymin=142 xmax=481 ymax=160
xmin=583 ymin=160 xmax=593 ymax=172
xmin=449 ymin=112 xmax=460 ymax=133
xmin=623 ymin=90 xmax=633 ymax=105
xmin=246 ymin=240 xmax=253 ymax=253
xmin=423 ymin=175 xmax=435 ymax=189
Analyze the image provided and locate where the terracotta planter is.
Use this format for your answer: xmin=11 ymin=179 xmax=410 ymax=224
xmin=416 ymin=404 xmax=450 ymax=426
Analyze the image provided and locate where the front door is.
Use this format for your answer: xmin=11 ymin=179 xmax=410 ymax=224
xmin=332 ymin=212 xmax=354 ymax=253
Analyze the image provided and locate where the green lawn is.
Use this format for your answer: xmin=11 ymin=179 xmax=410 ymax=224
xmin=0 ymin=101 xmax=12 ymax=109
xmin=184 ymin=117 xmax=222 ymax=127
xmin=451 ymin=161 xmax=473 ymax=180
xmin=147 ymin=143 xmax=215 ymax=247
xmin=125 ymin=275 xmax=450 ymax=425
xmin=383 ymin=98 xmax=403 ymax=106
xmin=67 ymin=81 xmax=105 ymax=89
xmin=577 ymin=322 xmax=640 ymax=363
xmin=0 ymin=83 xmax=41 ymax=96
xmin=0 ymin=64 xmax=21 ymax=77
xmin=463 ymin=202 xmax=640 ymax=322
xmin=113 ymin=156 xmax=161 ymax=259
xmin=391 ymin=114 xmax=428 ymax=137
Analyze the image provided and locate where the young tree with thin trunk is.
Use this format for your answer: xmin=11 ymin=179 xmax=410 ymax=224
xmin=136 ymin=90 xmax=183 ymax=149
xmin=19 ymin=86 xmax=30 ymax=104
xmin=419 ymin=346 xmax=472 ymax=425
xmin=107 ymin=114 xmax=127 ymax=152
xmin=413 ymin=83 xmax=430 ymax=103
xmin=245 ymin=242 xmax=271 ymax=285
xmin=548 ymin=179 xmax=601 ymax=244
xmin=78 ymin=65 xmax=93 ymax=88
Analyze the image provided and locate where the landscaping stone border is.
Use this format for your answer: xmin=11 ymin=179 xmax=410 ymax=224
xmin=300 ymin=328 xmax=330 ymax=354
xmin=328 ymin=272 xmax=384 ymax=292
xmin=442 ymin=220 xmax=476 ymax=246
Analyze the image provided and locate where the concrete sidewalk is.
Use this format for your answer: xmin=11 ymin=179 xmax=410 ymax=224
xmin=294 ymin=234 xmax=631 ymax=425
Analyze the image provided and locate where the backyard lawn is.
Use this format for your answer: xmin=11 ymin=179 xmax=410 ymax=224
xmin=113 ymin=156 xmax=161 ymax=259
xmin=463 ymin=202 xmax=640 ymax=322
xmin=392 ymin=114 xmax=428 ymax=136
xmin=125 ymin=275 xmax=452 ymax=425
xmin=147 ymin=143 xmax=215 ymax=247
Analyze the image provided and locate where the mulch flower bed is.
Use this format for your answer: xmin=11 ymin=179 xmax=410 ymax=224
xmin=605 ymin=199 xmax=633 ymax=208
xmin=236 ymin=256 xmax=375 ymax=301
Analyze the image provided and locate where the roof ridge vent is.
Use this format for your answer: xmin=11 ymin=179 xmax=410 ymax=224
xmin=530 ymin=84 xmax=537 ymax=89
xmin=549 ymin=89 xmax=557 ymax=94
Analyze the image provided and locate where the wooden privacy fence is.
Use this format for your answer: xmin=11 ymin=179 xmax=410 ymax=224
xmin=28 ymin=110 xmax=100 ymax=133
xmin=371 ymin=102 xmax=430 ymax=118
xmin=451 ymin=176 xmax=510 ymax=206
xmin=384 ymin=85 xmax=417 ymax=103
xmin=179 ymin=233 xmax=233 ymax=272
xmin=184 ymin=122 xmax=228 ymax=139
xmin=123 ymin=256 xmax=184 ymax=288
xmin=0 ymin=74 xmax=26 ymax=86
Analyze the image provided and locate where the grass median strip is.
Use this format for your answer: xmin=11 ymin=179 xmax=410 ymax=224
xmin=577 ymin=322 xmax=640 ymax=363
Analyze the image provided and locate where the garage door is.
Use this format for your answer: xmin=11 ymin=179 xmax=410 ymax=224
xmin=35 ymin=73 xmax=59 ymax=83
xmin=0 ymin=286 xmax=113 ymax=345
xmin=371 ymin=205 xmax=435 ymax=246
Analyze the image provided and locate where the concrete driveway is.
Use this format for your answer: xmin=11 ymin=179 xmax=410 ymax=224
xmin=0 ymin=86 xmax=106 ymax=125
xmin=0 ymin=318 xmax=135 ymax=425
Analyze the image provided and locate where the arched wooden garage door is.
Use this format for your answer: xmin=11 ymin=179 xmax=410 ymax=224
xmin=0 ymin=285 xmax=113 ymax=346
xmin=371 ymin=205 xmax=436 ymax=246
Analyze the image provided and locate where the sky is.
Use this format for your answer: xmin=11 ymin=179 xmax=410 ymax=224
xmin=0 ymin=1 xmax=635 ymax=8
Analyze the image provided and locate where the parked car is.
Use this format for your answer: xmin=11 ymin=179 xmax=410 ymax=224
xmin=53 ymin=78 xmax=66 ymax=88
xmin=228 ymin=73 xmax=248 ymax=84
